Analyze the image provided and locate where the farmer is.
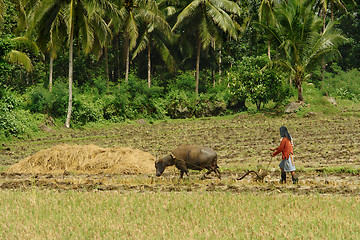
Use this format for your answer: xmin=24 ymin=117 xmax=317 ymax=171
xmin=270 ymin=126 xmax=298 ymax=184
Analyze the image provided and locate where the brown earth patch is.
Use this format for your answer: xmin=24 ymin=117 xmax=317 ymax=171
xmin=0 ymin=170 xmax=359 ymax=195
xmin=6 ymin=144 xmax=155 ymax=175
xmin=1 ymin=114 xmax=359 ymax=195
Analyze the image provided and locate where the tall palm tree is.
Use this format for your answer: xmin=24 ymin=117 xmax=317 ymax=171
xmin=259 ymin=0 xmax=278 ymax=60
xmin=26 ymin=0 xmax=66 ymax=91
xmin=172 ymin=0 xmax=241 ymax=94
xmin=267 ymin=0 xmax=347 ymax=102
xmin=132 ymin=0 xmax=174 ymax=88
xmin=32 ymin=0 xmax=117 ymax=128
xmin=115 ymin=0 xmax=143 ymax=83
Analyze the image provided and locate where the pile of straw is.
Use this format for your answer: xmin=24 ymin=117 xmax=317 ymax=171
xmin=7 ymin=144 xmax=155 ymax=174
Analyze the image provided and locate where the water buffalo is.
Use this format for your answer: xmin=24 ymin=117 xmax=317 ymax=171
xmin=155 ymin=145 xmax=221 ymax=179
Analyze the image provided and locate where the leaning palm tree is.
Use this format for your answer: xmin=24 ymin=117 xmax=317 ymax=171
xmin=266 ymin=0 xmax=347 ymax=102
xmin=172 ymin=0 xmax=241 ymax=94
xmin=32 ymin=0 xmax=118 ymax=128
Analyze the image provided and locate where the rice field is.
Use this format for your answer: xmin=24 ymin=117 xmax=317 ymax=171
xmin=0 ymin=189 xmax=359 ymax=240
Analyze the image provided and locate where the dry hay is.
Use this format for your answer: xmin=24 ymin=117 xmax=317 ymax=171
xmin=6 ymin=144 xmax=155 ymax=175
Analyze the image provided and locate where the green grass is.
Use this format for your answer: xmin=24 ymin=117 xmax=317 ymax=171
xmin=0 ymin=189 xmax=359 ymax=239
xmin=315 ymin=166 xmax=360 ymax=175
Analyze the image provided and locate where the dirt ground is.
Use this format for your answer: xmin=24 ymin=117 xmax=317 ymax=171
xmin=0 ymin=113 xmax=359 ymax=195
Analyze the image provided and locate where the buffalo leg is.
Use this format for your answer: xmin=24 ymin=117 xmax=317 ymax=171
xmin=180 ymin=170 xmax=189 ymax=179
xmin=215 ymin=167 xmax=221 ymax=180
xmin=201 ymin=167 xmax=221 ymax=180
xmin=201 ymin=169 xmax=213 ymax=180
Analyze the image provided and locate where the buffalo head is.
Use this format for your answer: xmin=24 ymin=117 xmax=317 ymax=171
xmin=155 ymin=159 xmax=165 ymax=177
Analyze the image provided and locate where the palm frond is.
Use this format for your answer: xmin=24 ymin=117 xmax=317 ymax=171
xmin=210 ymin=0 xmax=242 ymax=16
xmin=126 ymin=13 xmax=139 ymax=50
xmin=5 ymin=50 xmax=34 ymax=72
xmin=10 ymin=37 xmax=40 ymax=56
xmin=172 ymin=0 xmax=202 ymax=31
xmin=34 ymin=0 xmax=63 ymax=51
xmin=206 ymin=2 xmax=237 ymax=39
xmin=132 ymin=33 xmax=148 ymax=59
xmin=156 ymin=41 xmax=175 ymax=72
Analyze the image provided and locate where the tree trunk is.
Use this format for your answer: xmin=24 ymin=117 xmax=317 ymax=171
xmin=147 ymin=39 xmax=151 ymax=88
xmin=295 ymin=70 xmax=304 ymax=102
xmin=322 ymin=9 xmax=326 ymax=32
xmin=49 ymin=55 xmax=53 ymax=92
xmin=218 ymin=48 xmax=222 ymax=77
xmin=321 ymin=9 xmax=326 ymax=81
xmin=195 ymin=36 xmax=201 ymax=94
xmin=65 ymin=30 xmax=74 ymax=129
xmin=267 ymin=38 xmax=271 ymax=60
xmin=212 ymin=68 xmax=215 ymax=87
xmin=125 ymin=33 xmax=130 ymax=83
xmin=297 ymin=84 xmax=304 ymax=102
xmin=104 ymin=46 xmax=109 ymax=88
xmin=114 ymin=34 xmax=120 ymax=82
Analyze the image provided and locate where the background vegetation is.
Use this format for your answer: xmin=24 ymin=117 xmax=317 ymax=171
xmin=0 ymin=0 xmax=359 ymax=140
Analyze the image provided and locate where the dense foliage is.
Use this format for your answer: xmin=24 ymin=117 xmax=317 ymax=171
xmin=0 ymin=0 xmax=359 ymax=139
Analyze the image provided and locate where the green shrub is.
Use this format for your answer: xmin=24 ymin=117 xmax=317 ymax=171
xmin=0 ymin=89 xmax=42 ymax=140
xmin=102 ymin=77 xmax=167 ymax=121
xmin=72 ymin=94 xmax=104 ymax=125
xmin=226 ymin=71 xmax=247 ymax=112
xmin=81 ymin=76 xmax=108 ymax=96
xmin=102 ymin=88 xmax=133 ymax=122
xmin=27 ymin=86 xmax=52 ymax=114
xmin=193 ymin=93 xmax=227 ymax=117
xmin=27 ymin=82 xmax=69 ymax=118
xmin=165 ymin=90 xmax=194 ymax=119
xmin=168 ymin=70 xmax=196 ymax=92
xmin=228 ymin=55 xmax=292 ymax=110
xmin=322 ymin=64 xmax=360 ymax=101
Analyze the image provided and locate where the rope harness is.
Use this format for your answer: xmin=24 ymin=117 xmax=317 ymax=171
xmin=170 ymin=153 xmax=206 ymax=170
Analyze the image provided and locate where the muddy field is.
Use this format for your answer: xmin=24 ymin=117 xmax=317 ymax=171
xmin=0 ymin=113 xmax=359 ymax=195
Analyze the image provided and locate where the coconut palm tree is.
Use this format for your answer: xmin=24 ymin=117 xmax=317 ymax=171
xmin=267 ymin=0 xmax=347 ymax=102
xmin=25 ymin=0 xmax=65 ymax=91
xmin=259 ymin=0 xmax=278 ymax=60
xmin=132 ymin=0 xmax=174 ymax=88
xmin=114 ymin=0 xmax=143 ymax=83
xmin=32 ymin=0 xmax=118 ymax=128
xmin=172 ymin=0 xmax=241 ymax=94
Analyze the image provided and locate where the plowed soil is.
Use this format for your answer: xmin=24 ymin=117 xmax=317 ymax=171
xmin=0 ymin=113 xmax=359 ymax=195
